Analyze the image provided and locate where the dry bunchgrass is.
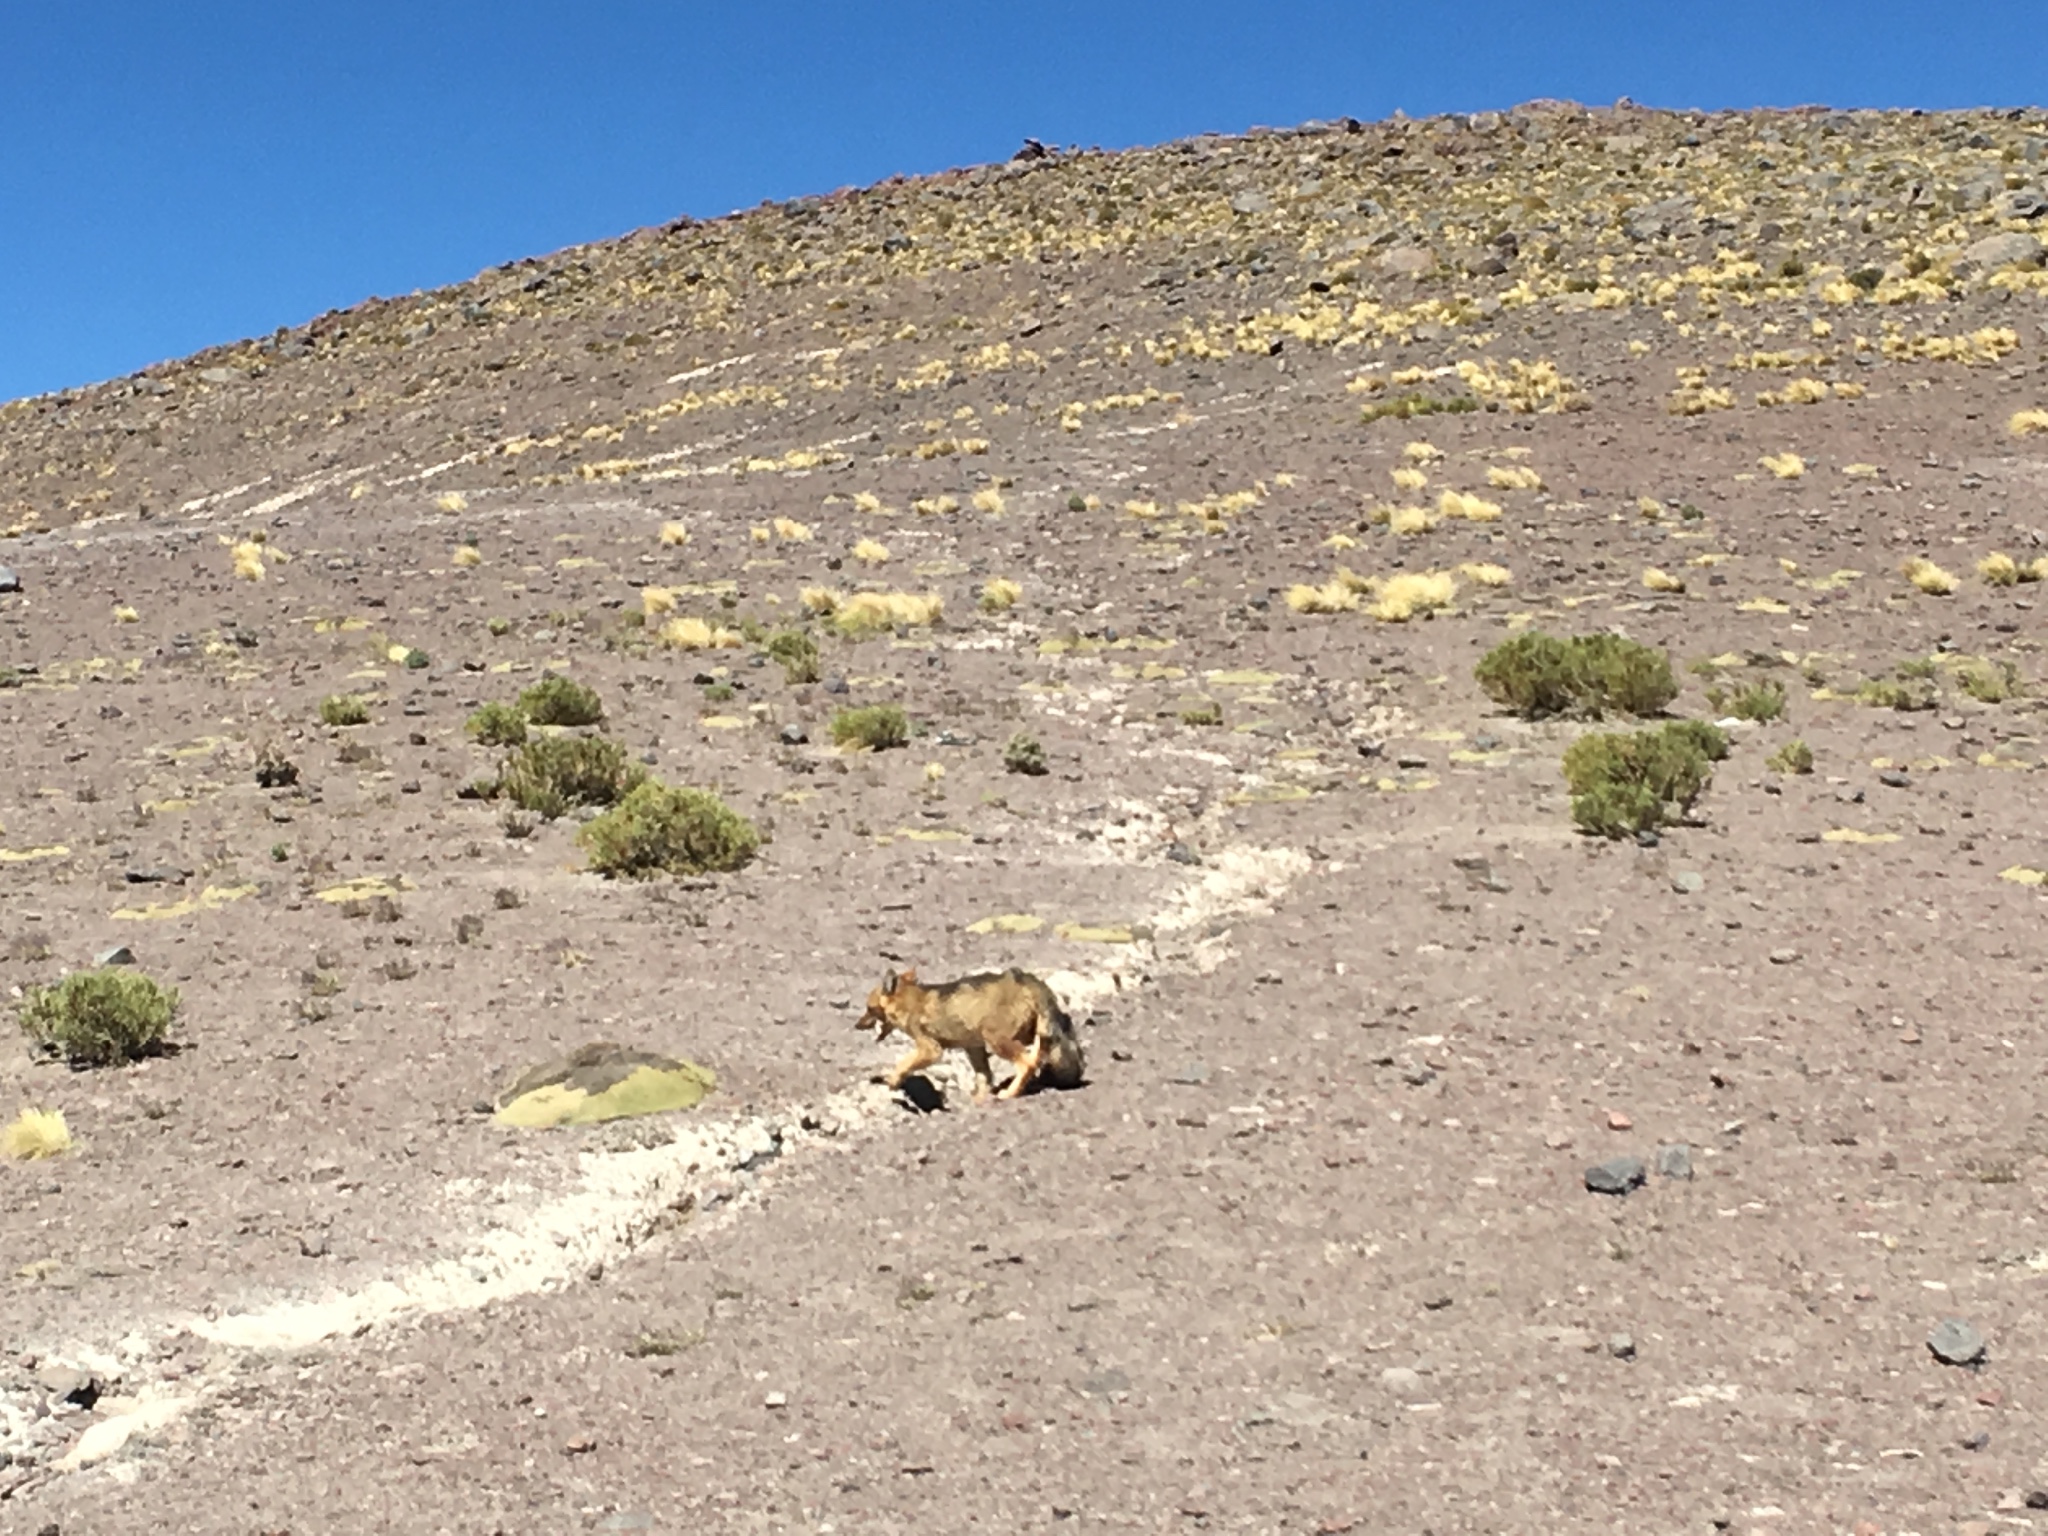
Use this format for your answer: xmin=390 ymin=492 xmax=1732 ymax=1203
xmin=658 ymin=616 xmax=743 ymax=650
xmin=641 ymin=585 xmax=678 ymax=617
xmin=1369 ymin=571 xmax=1457 ymax=622
xmin=1978 ymin=552 xmax=2048 ymax=585
xmin=852 ymin=492 xmax=887 ymax=514
xmin=1642 ymin=568 xmax=1686 ymax=593
xmin=1760 ymin=451 xmax=1807 ymax=480
xmin=773 ymin=517 xmax=813 ymax=542
xmin=1391 ymin=466 xmax=1429 ymax=493
xmin=435 ymin=491 xmax=469 ymax=513
xmin=1458 ymin=562 xmax=1513 ymax=587
xmin=971 ymin=487 xmax=1007 ymax=515
xmin=658 ymin=521 xmax=690 ymax=547
xmin=1901 ymin=556 xmax=1958 ymax=595
xmin=2010 ymin=409 xmax=2048 ymax=438
xmin=979 ymin=577 xmax=1022 ymax=613
xmin=1285 ymin=579 xmax=1360 ymax=614
xmin=1438 ymin=489 xmax=1502 ymax=523
xmin=231 ymin=539 xmax=266 ymax=580
xmin=1486 ymin=464 xmax=1544 ymax=491
xmin=451 ymin=545 xmax=482 ymax=568
xmin=2 ymin=1107 xmax=70 ymax=1161
xmin=912 ymin=495 xmax=960 ymax=516
xmin=823 ymin=590 xmax=944 ymax=638
xmin=851 ymin=538 xmax=891 ymax=566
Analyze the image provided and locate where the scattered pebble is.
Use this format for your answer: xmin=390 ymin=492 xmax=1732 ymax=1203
xmin=1584 ymin=1156 xmax=1647 ymax=1196
xmin=1608 ymin=1333 xmax=1636 ymax=1359
xmin=779 ymin=724 xmax=808 ymax=745
xmin=1655 ymin=1144 xmax=1694 ymax=1181
xmin=1768 ymin=948 xmax=1800 ymax=965
xmin=94 ymin=946 xmax=136 ymax=968
xmin=1606 ymin=1110 xmax=1633 ymax=1131
xmin=1670 ymin=870 xmax=1705 ymax=894
xmin=0 ymin=566 xmax=18 ymax=593
xmin=1878 ymin=771 xmax=1911 ymax=788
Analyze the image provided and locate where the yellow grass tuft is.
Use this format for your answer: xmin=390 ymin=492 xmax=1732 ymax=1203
xmin=852 ymin=492 xmax=886 ymax=514
xmin=230 ymin=540 xmax=266 ymax=580
xmin=1486 ymin=464 xmax=1544 ymax=492
xmin=658 ymin=521 xmax=690 ymax=547
xmin=1642 ymin=567 xmax=1686 ymax=593
xmin=1438 ymin=489 xmax=1502 ymax=523
xmin=1457 ymin=562 xmax=1512 ymax=587
xmin=3 ymin=1107 xmax=70 ymax=1161
xmin=749 ymin=526 xmax=771 ymax=544
xmin=435 ymin=491 xmax=469 ymax=514
xmin=1386 ymin=505 xmax=1438 ymax=536
xmin=852 ymin=538 xmax=891 ymax=566
xmin=113 ymin=604 xmax=139 ymax=623
xmin=1391 ymin=466 xmax=1429 ymax=493
xmin=641 ymin=586 xmax=678 ymax=617
xmin=773 ymin=517 xmax=813 ymax=543
xmin=1980 ymin=552 xmax=2020 ymax=587
xmin=979 ymin=578 xmax=1022 ymax=613
xmin=912 ymin=495 xmax=960 ymax=516
xmin=831 ymin=591 xmax=944 ymax=638
xmin=799 ymin=586 xmax=841 ymax=615
xmin=970 ymin=487 xmax=1007 ymax=515
xmin=1760 ymin=452 xmax=1807 ymax=480
xmin=1901 ymin=556 xmax=1958 ymax=596
xmin=658 ymin=616 xmax=743 ymax=650
xmin=451 ymin=545 xmax=481 ymax=568
xmin=1369 ymin=571 xmax=1457 ymax=623
xmin=1285 ymin=580 xmax=1360 ymax=615
xmin=1841 ymin=463 xmax=1881 ymax=480
xmin=1401 ymin=441 xmax=1443 ymax=464
xmin=1323 ymin=532 xmax=1358 ymax=551
xmin=2011 ymin=409 xmax=2048 ymax=438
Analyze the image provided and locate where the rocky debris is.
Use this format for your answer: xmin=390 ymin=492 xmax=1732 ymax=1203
xmin=0 ymin=566 xmax=18 ymax=593
xmin=1670 ymin=870 xmax=1705 ymax=894
xmin=1957 ymin=232 xmax=2044 ymax=274
xmin=93 ymin=945 xmax=136 ymax=967
xmin=1655 ymin=1144 xmax=1694 ymax=1181
xmin=1584 ymin=1156 xmax=1647 ymax=1196
xmin=1607 ymin=1333 xmax=1636 ymax=1359
xmin=1928 ymin=1318 xmax=1987 ymax=1367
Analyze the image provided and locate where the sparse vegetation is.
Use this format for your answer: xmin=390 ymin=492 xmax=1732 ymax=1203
xmin=1707 ymin=678 xmax=1787 ymax=723
xmin=1179 ymin=699 xmax=1224 ymax=727
xmin=1901 ymin=556 xmax=1958 ymax=595
xmin=980 ymin=578 xmax=1022 ymax=613
xmin=1475 ymin=631 xmax=1679 ymax=721
xmin=2 ymin=1107 xmax=71 ymax=1160
xmin=1003 ymin=731 xmax=1048 ymax=775
xmin=490 ymin=735 xmax=648 ymax=820
xmin=19 ymin=968 xmax=181 ymax=1068
xmin=1959 ymin=659 xmax=2020 ymax=704
xmin=1855 ymin=677 xmax=1936 ymax=711
xmin=466 ymin=701 xmax=530 ymax=747
xmin=1767 ymin=738 xmax=1815 ymax=775
xmin=765 ymin=628 xmax=820 ymax=684
xmin=1361 ymin=393 xmax=1478 ymax=424
xmin=517 ymin=675 xmax=605 ymax=727
xmin=319 ymin=693 xmax=370 ymax=727
xmin=577 ymin=780 xmax=761 ymax=879
xmin=831 ymin=705 xmax=910 ymax=751
xmin=1561 ymin=720 xmax=1729 ymax=840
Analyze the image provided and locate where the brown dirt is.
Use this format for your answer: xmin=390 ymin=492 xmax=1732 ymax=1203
xmin=3 ymin=99 xmax=2048 ymax=1533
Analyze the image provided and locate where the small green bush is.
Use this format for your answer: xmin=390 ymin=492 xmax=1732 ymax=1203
xmin=319 ymin=694 xmax=369 ymax=727
xmin=577 ymin=780 xmax=761 ymax=879
xmin=1766 ymin=738 xmax=1814 ymax=775
xmin=466 ymin=701 xmax=529 ymax=747
xmin=486 ymin=616 xmax=513 ymax=637
xmin=830 ymin=705 xmax=909 ymax=750
xmin=493 ymin=735 xmax=647 ymax=820
xmin=1958 ymin=659 xmax=2020 ymax=704
xmin=517 ymin=675 xmax=604 ymax=727
xmin=1560 ymin=719 xmax=1729 ymax=840
xmin=20 ymin=969 xmax=180 ymax=1067
xmin=1707 ymin=677 xmax=1787 ymax=723
xmin=1854 ymin=678 xmax=1935 ymax=711
xmin=1003 ymin=731 xmax=1048 ymax=776
xmin=1475 ymin=631 xmax=1679 ymax=720
xmin=1179 ymin=699 xmax=1224 ymax=727
xmin=765 ymin=629 xmax=821 ymax=685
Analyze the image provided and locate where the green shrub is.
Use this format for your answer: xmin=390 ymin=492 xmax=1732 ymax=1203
xmin=1474 ymin=631 xmax=1679 ymax=720
xmin=517 ymin=675 xmax=604 ymax=727
xmin=1560 ymin=720 xmax=1729 ymax=840
xmin=577 ymin=780 xmax=761 ymax=879
xmin=319 ymin=693 xmax=369 ymax=727
xmin=20 ymin=969 xmax=180 ymax=1067
xmin=466 ymin=701 xmax=529 ymax=747
xmin=1766 ymin=738 xmax=1814 ymax=775
xmin=1002 ymin=731 xmax=1048 ymax=776
xmin=1179 ymin=699 xmax=1224 ymax=727
xmin=765 ymin=629 xmax=821 ymax=685
xmin=486 ymin=616 xmax=513 ymax=637
xmin=1855 ymin=678 xmax=1935 ymax=711
xmin=1959 ymin=659 xmax=2020 ymax=704
xmin=493 ymin=735 xmax=647 ymax=820
xmin=1707 ymin=677 xmax=1787 ymax=722
xmin=830 ymin=705 xmax=909 ymax=750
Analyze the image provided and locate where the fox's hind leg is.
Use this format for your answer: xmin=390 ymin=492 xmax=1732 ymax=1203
xmin=963 ymin=1042 xmax=997 ymax=1103
xmin=884 ymin=1036 xmax=944 ymax=1091
xmin=997 ymin=1033 xmax=1044 ymax=1100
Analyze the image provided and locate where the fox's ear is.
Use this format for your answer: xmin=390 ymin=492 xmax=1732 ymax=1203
xmin=881 ymin=971 xmax=898 ymax=996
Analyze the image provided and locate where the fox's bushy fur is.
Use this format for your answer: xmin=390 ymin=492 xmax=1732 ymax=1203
xmin=856 ymin=966 xmax=1085 ymax=1101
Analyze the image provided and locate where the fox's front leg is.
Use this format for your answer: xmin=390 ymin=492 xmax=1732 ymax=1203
xmin=997 ymin=1035 xmax=1043 ymax=1100
xmin=964 ymin=1043 xmax=996 ymax=1103
xmin=884 ymin=1036 xmax=944 ymax=1090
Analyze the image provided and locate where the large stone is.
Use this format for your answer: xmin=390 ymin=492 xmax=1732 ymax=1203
xmin=1377 ymin=245 xmax=1438 ymax=277
xmin=493 ymin=1041 xmax=715 ymax=1129
xmin=1959 ymin=232 xmax=2044 ymax=274
xmin=1928 ymin=1317 xmax=1988 ymax=1367
xmin=1585 ymin=1156 xmax=1647 ymax=1196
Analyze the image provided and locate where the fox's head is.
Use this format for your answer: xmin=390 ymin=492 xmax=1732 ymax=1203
xmin=855 ymin=967 xmax=919 ymax=1035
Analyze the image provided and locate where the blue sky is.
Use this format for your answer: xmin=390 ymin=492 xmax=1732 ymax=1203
xmin=1 ymin=2 xmax=2037 ymax=403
